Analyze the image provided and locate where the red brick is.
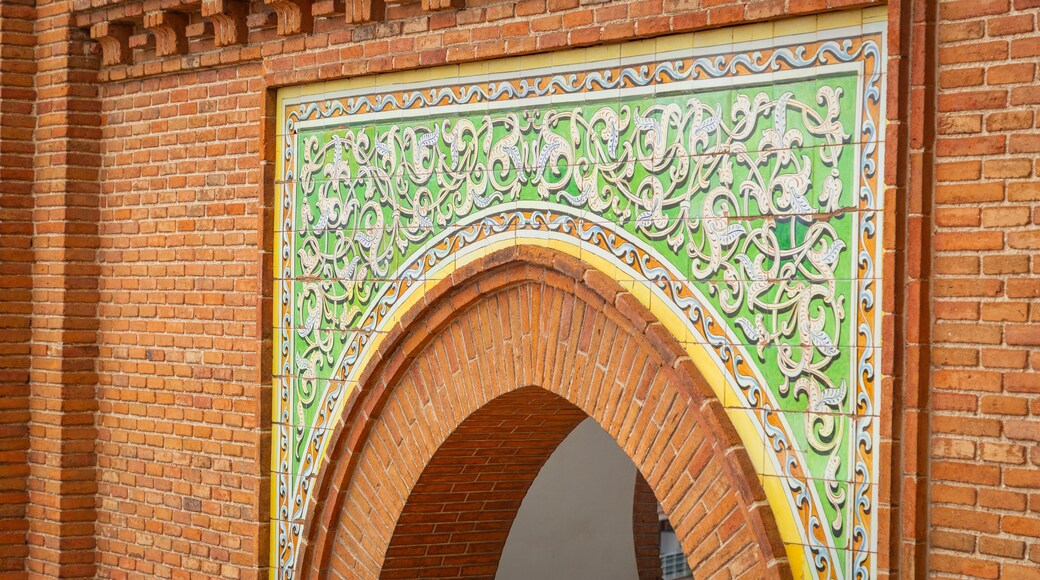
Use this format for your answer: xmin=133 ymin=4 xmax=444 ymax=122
xmin=939 ymin=21 xmax=985 ymax=42
xmin=1011 ymin=85 xmax=1040 ymax=105
xmin=940 ymin=0 xmax=1010 ymax=19
xmin=1008 ymin=230 xmax=1040 ymax=249
xmin=1009 ymin=134 xmax=1040 ymax=153
xmin=1007 ymin=326 xmax=1040 ymax=348
xmin=932 ymin=504 xmax=1001 ymax=532
xmin=983 ymin=158 xmax=1033 ymax=179
xmin=1004 ymin=467 xmax=1040 ymax=489
xmin=1011 ymin=36 xmax=1040 ymax=58
xmin=1007 ymin=279 xmax=1040 ymax=298
xmin=1003 ymin=563 xmax=1040 ymax=580
xmin=931 ymin=230 xmax=1002 ymax=251
xmin=934 ymin=322 xmax=1004 ymax=345
xmin=933 ymin=392 xmax=979 ymax=412
xmin=938 ymin=89 xmax=1008 ymax=112
xmin=980 ymin=301 xmax=1029 ymax=321
xmin=980 ymin=442 xmax=1027 ymax=464
xmin=982 ymin=206 xmax=1031 ymax=227
xmin=934 ymin=301 xmax=979 ymax=320
xmin=938 ymin=114 xmax=983 ymax=135
xmin=933 ymin=414 xmax=1003 ymax=437
xmin=933 ymin=278 xmax=1003 ymax=296
xmin=932 ymin=530 xmax=977 ymax=552
xmin=936 ymin=207 xmax=981 ymax=227
xmin=930 ymin=553 xmax=999 ymax=579
xmin=939 ymin=67 xmax=984 ymax=89
xmin=936 ymin=160 xmax=983 ymax=181
xmin=988 ymin=63 xmax=1036 ymax=85
xmin=933 ymin=369 xmax=1003 ymax=394
xmin=1007 ymin=372 xmax=1040 ymax=394
xmin=1008 ymin=181 xmax=1040 ymax=201
xmin=979 ymin=488 xmax=1027 ymax=511
xmin=987 ymin=13 xmax=1036 ymax=36
xmin=1004 ymin=515 xmax=1040 ymax=537
xmin=932 ymin=438 xmax=976 ymax=459
xmin=937 ymin=135 xmax=1007 ymax=157
xmin=986 ymin=110 xmax=1034 ymax=131
xmin=981 ymin=395 xmax=1030 ymax=415
xmin=934 ymin=255 xmax=980 ymax=274
xmin=1004 ymin=421 xmax=1040 ymax=442
xmin=981 ymin=348 xmax=1029 ymax=369
xmin=931 ymin=482 xmax=977 ymax=504
xmin=933 ymin=346 xmax=980 ymax=366
xmin=939 ymin=40 xmax=1008 ymax=64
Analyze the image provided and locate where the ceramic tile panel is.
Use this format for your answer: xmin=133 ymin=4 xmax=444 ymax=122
xmin=274 ymin=10 xmax=886 ymax=579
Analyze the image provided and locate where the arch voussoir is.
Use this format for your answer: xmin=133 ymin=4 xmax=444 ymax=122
xmin=298 ymin=250 xmax=790 ymax=579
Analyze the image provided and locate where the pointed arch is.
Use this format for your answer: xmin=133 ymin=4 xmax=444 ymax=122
xmin=295 ymin=248 xmax=791 ymax=578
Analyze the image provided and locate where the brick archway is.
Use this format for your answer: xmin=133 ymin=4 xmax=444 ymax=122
xmin=298 ymin=247 xmax=790 ymax=579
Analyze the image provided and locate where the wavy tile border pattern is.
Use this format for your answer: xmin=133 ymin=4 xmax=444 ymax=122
xmin=274 ymin=9 xmax=886 ymax=579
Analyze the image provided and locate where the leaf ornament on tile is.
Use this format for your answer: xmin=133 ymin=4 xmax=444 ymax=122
xmin=292 ymin=88 xmax=855 ymax=528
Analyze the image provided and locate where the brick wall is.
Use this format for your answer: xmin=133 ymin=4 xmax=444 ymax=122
xmin=93 ymin=64 xmax=266 ymax=577
xmin=0 ymin=0 xmax=35 ymax=575
xmin=931 ymin=0 xmax=1040 ymax=577
xmin=4 ymin=0 xmax=1039 ymax=577
xmin=26 ymin=0 xmax=102 ymax=575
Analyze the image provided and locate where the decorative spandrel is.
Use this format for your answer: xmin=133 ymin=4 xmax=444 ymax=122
xmin=274 ymin=11 xmax=886 ymax=579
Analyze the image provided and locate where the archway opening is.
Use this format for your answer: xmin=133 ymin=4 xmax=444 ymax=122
xmin=497 ymin=417 xmax=676 ymax=580
xmin=380 ymin=387 xmax=585 ymax=578
xmin=382 ymin=387 xmax=693 ymax=580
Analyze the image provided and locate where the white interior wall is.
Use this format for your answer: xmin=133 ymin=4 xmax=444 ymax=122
xmin=495 ymin=417 xmax=639 ymax=580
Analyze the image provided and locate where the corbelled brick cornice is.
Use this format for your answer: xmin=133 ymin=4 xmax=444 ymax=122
xmin=75 ymin=0 xmax=462 ymax=69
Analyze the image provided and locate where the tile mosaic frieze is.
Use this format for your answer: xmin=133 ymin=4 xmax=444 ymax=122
xmin=274 ymin=10 xmax=887 ymax=579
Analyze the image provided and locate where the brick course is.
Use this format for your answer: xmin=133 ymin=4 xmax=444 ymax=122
xmin=25 ymin=1 xmax=101 ymax=576
xmin=94 ymin=61 xmax=266 ymax=579
xmin=931 ymin=0 xmax=1040 ymax=577
xmin=1 ymin=0 xmax=1037 ymax=578
xmin=0 ymin=0 xmax=36 ymax=575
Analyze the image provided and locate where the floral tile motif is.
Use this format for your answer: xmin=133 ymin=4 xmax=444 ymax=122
xmin=274 ymin=11 xmax=886 ymax=579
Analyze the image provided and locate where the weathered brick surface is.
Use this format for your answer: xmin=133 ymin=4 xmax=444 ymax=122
xmin=932 ymin=0 xmax=1040 ymax=578
xmin=2 ymin=0 xmax=1037 ymax=577
xmin=26 ymin=0 xmax=102 ymax=576
xmin=0 ymin=0 xmax=36 ymax=576
xmin=92 ymin=63 xmax=266 ymax=579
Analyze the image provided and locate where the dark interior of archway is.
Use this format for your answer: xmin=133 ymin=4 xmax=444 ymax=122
xmin=380 ymin=386 xmax=587 ymax=579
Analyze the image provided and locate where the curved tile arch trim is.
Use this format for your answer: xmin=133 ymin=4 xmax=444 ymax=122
xmin=277 ymin=206 xmax=867 ymax=577
xmin=341 ymin=211 xmax=826 ymax=571
xmin=274 ymin=9 xmax=886 ymax=579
